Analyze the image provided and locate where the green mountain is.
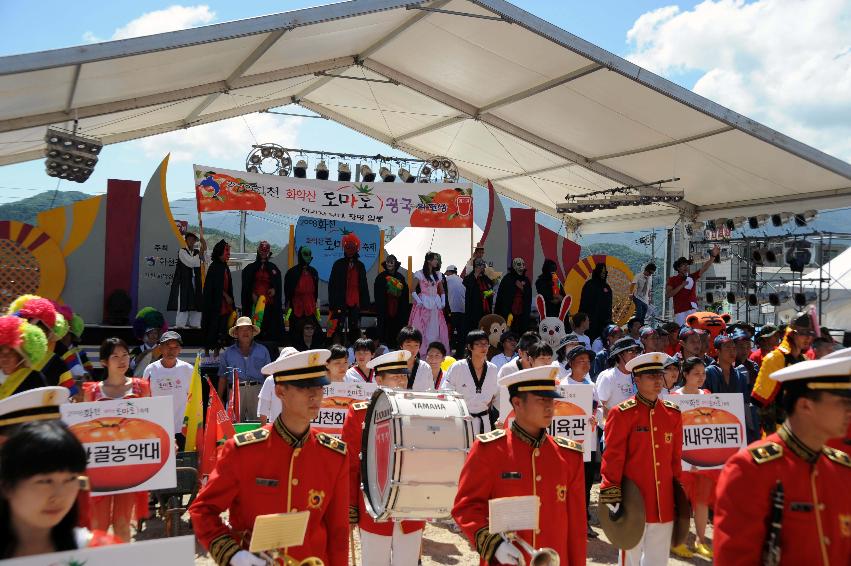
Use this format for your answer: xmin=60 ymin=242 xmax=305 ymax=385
xmin=0 ymin=190 xmax=93 ymax=224
xmin=583 ymin=242 xmax=663 ymax=306
xmin=187 ymin=225 xmax=283 ymax=256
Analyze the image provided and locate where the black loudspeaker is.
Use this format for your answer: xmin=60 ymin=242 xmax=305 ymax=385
xmin=769 ymin=293 xmax=780 ymax=306
xmin=794 ymin=293 xmax=807 ymax=307
xmin=727 ymin=292 xmax=736 ymax=304
xmin=705 ymin=292 xmax=715 ymax=304
xmin=748 ymin=294 xmax=758 ymax=306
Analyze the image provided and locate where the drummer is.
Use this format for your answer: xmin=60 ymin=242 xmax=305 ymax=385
xmin=342 ymin=350 xmax=425 ymax=566
xmin=452 ymin=366 xmax=587 ymax=565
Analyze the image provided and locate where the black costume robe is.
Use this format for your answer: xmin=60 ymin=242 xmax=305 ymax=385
xmin=241 ymin=258 xmax=284 ymax=341
xmin=167 ymin=247 xmax=203 ymax=312
xmin=494 ymin=271 xmax=532 ymax=333
xmin=201 ymin=258 xmax=233 ymax=350
xmin=373 ymin=269 xmax=410 ymax=348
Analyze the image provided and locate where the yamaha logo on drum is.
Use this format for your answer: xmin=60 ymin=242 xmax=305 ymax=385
xmin=413 ymin=402 xmax=444 ymax=410
xmin=373 ymin=407 xmax=393 ymax=422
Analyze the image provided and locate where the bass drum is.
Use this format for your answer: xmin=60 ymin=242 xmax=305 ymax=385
xmin=361 ymin=388 xmax=473 ymax=521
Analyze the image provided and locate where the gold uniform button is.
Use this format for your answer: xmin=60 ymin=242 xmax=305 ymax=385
xmin=292 ymin=478 xmax=299 ymax=486
xmin=534 ymin=449 xmax=540 ymax=457
xmin=536 ymin=475 xmax=542 ymax=482
xmin=291 ymin=508 xmax=298 ymax=512
xmin=535 ymin=529 xmax=541 ymax=535
xmin=657 ymin=480 xmax=661 ymax=485
xmin=655 ymin=444 xmax=659 ymax=448
xmin=824 ymin=536 xmax=830 ymax=545
xmin=653 ymin=427 xmax=658 ymax=431
xmin=818 ymin=503 xmax=826 ymax=511
xmin=656 ymin=462 xmax=660 ymax=466
xmin=650 ymin=410 xmax=654 ymax=415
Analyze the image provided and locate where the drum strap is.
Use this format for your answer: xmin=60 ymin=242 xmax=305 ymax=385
xmin=406 ymin=357 xmax=420 ymax=390
xmin=467 ymin=359 xmax=487 ymax=394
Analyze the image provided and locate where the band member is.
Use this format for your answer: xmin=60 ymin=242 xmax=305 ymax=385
xmin=714 ymin=351 xmax=851 ymax=565
xmin=452 ymin=366 xmax=586 ymax=565
xmin=599 ymin=352 xmax=683 ymax=566
xmin=189 ymin=349 xmax=348 ymax=566
xmin=441 ymin=330 xmax=499 ymax=434
xmin=342 ymin=351 xmax=425 ymax=565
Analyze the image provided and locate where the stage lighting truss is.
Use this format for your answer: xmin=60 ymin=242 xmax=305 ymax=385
xmin=794 ymin=210 xmax=817 ymax=227
xmin=315 ymin=159 xmax=329 ymax=180
xmin=245 ymin=143 xmax=292 ymax=176
xmin=748 ymin=214 xmax=769 ymax=229
xmin=556 ymin=178 xmax=683 ymax=214
xmin=337 ymin=162 xmax=352 ymax=182
xmin=417 ymin=156 xmax=459 ymax=184
xmin=44 ymin=127 xmax=102 ymax=183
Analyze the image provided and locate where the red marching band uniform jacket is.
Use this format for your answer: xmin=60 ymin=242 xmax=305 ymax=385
xmin=188 ymin=418 xmax=349 ymax=566
xmin=599 ymin=394 xmax=683 ymax=523
xmin=342 ymin=402 xmax=425 ymax=534
xmin=452 ymin=422 xmax=587 ymax=566
xmin=714 ymin=425 xmax=851 ymax=565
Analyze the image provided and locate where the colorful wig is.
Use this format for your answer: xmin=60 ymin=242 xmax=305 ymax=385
xmin=70 ymin=314 xmax=85 ymax=338
xmin=52 ymin=313 xmax=69 ymax=340
xmin=132 ymin=307 xmax=167 ymax=340
xmin=8 ymin=295 xmax=57 ymax=329
xmin=0 ymin=316 xmax=48 ymax=367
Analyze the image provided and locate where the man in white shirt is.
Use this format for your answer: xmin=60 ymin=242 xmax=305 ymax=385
xmin=629 ymin=263 xmax=655 ymax=323
xmin=143 ymin=331 xmax=193 ymax=449
xmin=257 ymin=347 xmax=298 ymax=425
xmin=572 ymin=312 xmax=592 ymax=350
xmin=441 ymin=330 xmax=499 ymax=434
xmin=496 ymin=331 xmax=539 ymax=380
xmin=490 ymin=331 xmax=518 ymax=370
xmin=595 ymin=337 xmax=641 ymax=420
xmin=397 ymin=326 xmax=433 ymax=391
xmin=444 ymin=265 xmax=466 ymax=358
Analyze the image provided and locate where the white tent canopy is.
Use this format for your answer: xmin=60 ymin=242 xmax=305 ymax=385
xmin=386 ymin=225 xmax=484 ymax=271
xmin=2 ymin=0 xmax=850 ymax=233
xmin=794 ymin=247 xmax=851 ymax=294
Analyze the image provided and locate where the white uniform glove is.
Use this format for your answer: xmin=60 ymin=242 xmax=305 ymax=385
xmin=229 ymin=550 xmax=267 ymax=566
xmin=493 ymin=541 xmax=524 ymax=565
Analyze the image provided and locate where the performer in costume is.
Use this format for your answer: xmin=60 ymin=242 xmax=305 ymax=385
xmin=579 ymin=264 xmax=613 ymax=343
xmin=241 ymin=241 xmax=284 ymax=342
xmin=452 ymin=365 xmax=586 ymax=565
xmin=599 ymin=352 xmax=684 ymax=566
xmin=130 ymin=307 xmax=167 ymax=376
xmin=535 ymin=258 xmax=565 ymax=318
xmin=494 ymin=257 xmax=532 ymax=334
xmin=0 ymin=316 xmax=48 ymax=399
xmin=189 ymin=349 xmax=349 ymax=566
xmin=284 ymin=245 xmax=320 ymax=334
xmin=0 ymin=386 xmax=103 ymax=558
xmin=408 ymin=252 xmax=449 ymax=356
xmin=440 ymin=330 xmax=499 ymax=434
xmin=342 ymin=351 xmax=425 ymax=566
xmin=201 ymin=240 xmax=235 ymax=353
xmin=328 ymin=231 xmax=369 ymax=343
xmin=8 ymin=296 xmax=76 ymax=396
xmin=463 ymin=259 xmax=494 ymax=333
xmin=714 ymin=351 xmax=851 ymax=565
xmin=373 ymin=255 xmax=410 ymax=349
xmin=167 ymin=231 xmax=205 ymax=329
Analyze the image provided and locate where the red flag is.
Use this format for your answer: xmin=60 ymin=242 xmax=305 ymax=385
xmin=227 ymin=368 xmax=241 ymax=423
xmin=201 ymin=378 xmax=236 ymax=476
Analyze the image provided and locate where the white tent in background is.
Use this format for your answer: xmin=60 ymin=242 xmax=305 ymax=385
xmin=780 ymin=247 xmax=851 ymax=330
xmin=386 ymin=225 xmax=483 ymax=272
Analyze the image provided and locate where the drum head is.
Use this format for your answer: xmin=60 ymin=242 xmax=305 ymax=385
xmin=361 ymin=388 xmax=394 ymax=519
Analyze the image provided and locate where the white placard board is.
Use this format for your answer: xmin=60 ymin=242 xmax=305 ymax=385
xmin=666 ymin=393 xmax=747 ymax=470
xmin=3 ymin=534 xmax=194 ymax=565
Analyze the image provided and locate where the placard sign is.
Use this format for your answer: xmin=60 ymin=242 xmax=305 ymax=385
xmin=499 ymin=383 xmax=595 ymax=461
xmin=311 ymin=381 xmax=378 ymax=436
xmin=7 ymin=534 xmax=195 ymax=566
xmin=666 ymin=393 xmax=747 ymax=470
xmin=61 ymin=396 xmax=176 ymax=494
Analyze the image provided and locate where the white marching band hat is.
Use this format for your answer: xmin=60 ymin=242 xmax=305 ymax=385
xmin=498 ymin=365 xmax=562 ymax=398
xmin=770 ymin=353 xmax=851 ymax=395
xmin=367 ymin=350 xmax=410 ymax=374
xmin=625 ymin=352 xmax=668 ymax=375
xmin=0 ymin=386 xmax=69 ymax=428
xmin=261 ymin=348 xmax=331 ymax=387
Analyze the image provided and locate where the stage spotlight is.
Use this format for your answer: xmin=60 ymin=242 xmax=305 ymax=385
xmin=771 ymin=212 xmax=792 ymax=227
xmin=705 ymin=292 xmax=715 ymax=304
xmin=315 ymin=160 xmax=329 ymax=180
xmin=794 ymin=292 xmax=807 ymax=307
xmin=794 ymin=209 xmax=817 ymax=227
xmin=786 ymin=241 xmax=813 ymax=273
xmin=726 ymin=292 xmax=736 ymax=304
xmin=726 ymin=216 xmax=746 ymax=231
xmin=338 ymin=162 xmax=351 ymax=182
xmin=748 ymin=293 xmax=758 ymax=306
xmin=705 ymin=219 xmax=717 ymax=231
xmin=360 ymin=165 xmax=376 ymax=183
xmin=748 ymin=214 xmax=769 ymax=229
xmin=398 ymin=168 xmax=415 ymax=183
xmin=294 ymin=159 xmax=307 ymax=178
xmin=43 ymin=127 xmax=102 ymax=183
xmin=769 ymin=293 xmax=780 ymax=306
xmin=379 ymin=166 xmax=396 ymax=182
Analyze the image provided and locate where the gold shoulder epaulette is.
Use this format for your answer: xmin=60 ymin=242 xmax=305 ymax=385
xmin=477 ymin=429 xmax=507 ymax=443
xmin=553 ymin=436 xmax=583 ymax=453
xmin=316 ymin=432 xmax=347 ymax=455
xmin=352 ymin=401 xmax=369 ymax=411
xmin=234 ymin=428 xmax=270 ymax=447
xmin=618 ymin=398 xmax=637 ymax=411
xmin=748 ymin=441 xmax=783 ymax=464
xmin=662 ymin=399 xmax=680 ymax=411
xmin=823 ymin=446 xmax=851 ymax=468
xmin=78 ymin=475 xmax=90 ymax=491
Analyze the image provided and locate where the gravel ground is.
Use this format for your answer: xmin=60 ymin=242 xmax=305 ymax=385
xmin=137 ymin=485 xmax=715 ymax=565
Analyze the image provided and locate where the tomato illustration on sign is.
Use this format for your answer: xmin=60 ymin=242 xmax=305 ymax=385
xmin=681 ymin=407 xmax=742 ymax=467
xmin=195 ymin=171 xmax=266 ymax=212
xmin=71 ymin=417 xmax=171 ymax=492
xmin=410 ymin=188 xmax=473 ymax=228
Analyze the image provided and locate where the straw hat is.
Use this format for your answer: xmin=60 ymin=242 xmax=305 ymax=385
xmin=229 ymin=316 xmax=260 ymax=337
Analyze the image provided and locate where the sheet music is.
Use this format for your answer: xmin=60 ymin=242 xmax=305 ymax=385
xmin=488 ymin=495 xmax=539 ymax=533
xmin=249 ymin=511 xmax=310 ymax=552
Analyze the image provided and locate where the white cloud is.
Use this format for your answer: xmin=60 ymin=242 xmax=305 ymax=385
xmin=135 ymin=113 xmax=304 ymax=165
xmin=625 ymin=0 xmax=851 ymax=161
xmin=82 ymin=31 xmax=103 ymax=43
xmin=111 ymin=5 xmax=216 ymax=40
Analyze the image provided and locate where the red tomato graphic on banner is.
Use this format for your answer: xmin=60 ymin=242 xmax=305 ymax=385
xmin=681 ymin=407 xmax=742 ymax=467
xmin=71 ymin=417 xmax=171 ymax=491
xmin=195 ymin=171 xmax=266 ymax=212
xmin=410 ymin=188 xmax=473 ymax=228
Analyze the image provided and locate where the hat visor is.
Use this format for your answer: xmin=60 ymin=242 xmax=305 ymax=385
xmin=609 ymin=344 xmax=640 ymax=361
xmin=531 ymin=389 xmax=562 ymax=399
xmin=229 ymin=324 xmax=261 ymax=337
xmin=285 ymin=376 xmax=330 ymax=388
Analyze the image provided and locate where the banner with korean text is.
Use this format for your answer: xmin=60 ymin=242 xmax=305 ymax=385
xmin=10 ymin=535 xmax=195 ymax=566
xmin=194 ymin=165 xmax=473 ymax=228
xmin=61 ymin=396 xmax=177 ymax=494
xmin=666 ymin=393 xmax=747 ymax=470
xmin=312 ymin=381 xmax=378 ymax=437
xmin=499 ymin=384 xmax=595 ymax=461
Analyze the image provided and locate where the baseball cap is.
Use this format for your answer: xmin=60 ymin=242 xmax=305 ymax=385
xmin=158 ymin=330 xmax=182 ymax=345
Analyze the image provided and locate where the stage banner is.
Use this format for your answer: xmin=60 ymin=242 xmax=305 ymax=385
xmin=499 ymin=383 xmax=595 ymax=461
xmin=311 ymin=381 xmax=378 ymax=437
xmin=295 ymin=217 xmax=379 ymax=281
xmin=61 ymin=396 xmax=177 ymax=494
xmin=194 ymin=165 xmax=474 ymax=228
xmin=666 ymin=393 xmax=747 ymax=470
xmin=9 ymin=535 xmax=195 ymax=565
